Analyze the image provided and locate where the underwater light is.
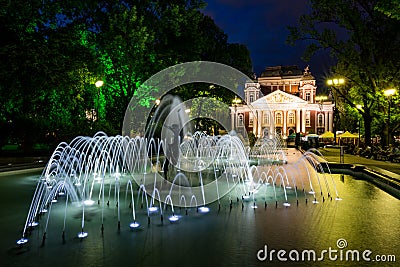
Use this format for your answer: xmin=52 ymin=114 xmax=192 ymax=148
xmin=77 ymin=231 xmax=88 ymax=239
xmin=16 ymin=238 xmax=28 ymax=245
xmin=84 ymin=199 xmax=95 ymax=206
xmin=283 ymin=202 xmax=291 ymax=207
xmin=198 ymin=206 xmax=210 ymax=213
xmin=242 ymin=195 xmax=250 ymax=200
xmin=28 ymin=221 xmax=39 ymax=227
xmin=129 ymin=222 xmax=140 ymax=229
xmin=148 ymin=206 xmax=158 ymax=212
xmin=168 ymin=215 xmax=179 ymax=222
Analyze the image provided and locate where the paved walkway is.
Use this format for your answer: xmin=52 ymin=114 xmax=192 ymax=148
xmin=0 ymin=156 xmax=47 ymax=172
xmin=317 ymin=147 xmax=400 ymax=177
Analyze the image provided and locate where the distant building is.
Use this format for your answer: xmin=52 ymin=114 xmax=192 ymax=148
xmin=230 ymin=65 xmax=334 ymax=137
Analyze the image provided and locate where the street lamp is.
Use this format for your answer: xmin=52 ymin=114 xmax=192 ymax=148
xmin=327 ymin=78 xmax=345 ymax=145
xmin=95 ymin=80 xmax=104 ymax=121
xmin=95 ymin=80 xmax=104 ymax=88
xmin=384 ymin=88 xmax=396 ymax=146
xmin=232 ymin=96 xmax=241 ymax=130
xmin=327 ymin=78 xmax=345 ymax=86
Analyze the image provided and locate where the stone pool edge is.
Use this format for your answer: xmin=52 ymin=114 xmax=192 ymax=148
xmin=324 ymin=162 xmax=400 ymax=199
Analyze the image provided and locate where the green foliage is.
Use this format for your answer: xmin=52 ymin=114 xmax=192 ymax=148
xmin=288 ymin=0 xmax=400 ymax=145
xmin=375 ymin=0 xmax=400 ymax=20
xmin=0 ymin=0 xmax=252 ymax=153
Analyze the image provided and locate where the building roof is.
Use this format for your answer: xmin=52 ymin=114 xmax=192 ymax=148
xmin=259 ymin=65 xmax=303 ymax=78
xmin=259 ymin=65 xmax=316 ymax=81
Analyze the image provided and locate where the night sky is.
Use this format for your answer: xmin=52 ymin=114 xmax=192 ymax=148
xmin=202 ymin=0 xmax=335 ymax=86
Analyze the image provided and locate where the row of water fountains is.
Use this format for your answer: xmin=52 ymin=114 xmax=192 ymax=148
xmin=17 ymin=129 xmax=340 ymax=246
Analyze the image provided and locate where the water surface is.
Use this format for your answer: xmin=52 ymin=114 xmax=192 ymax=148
xmin=1 ymin=171 xmax=398 ymax=267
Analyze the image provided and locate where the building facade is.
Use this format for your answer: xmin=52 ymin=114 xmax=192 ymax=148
xmin=231 ymin=65 xmax=334 ymax=138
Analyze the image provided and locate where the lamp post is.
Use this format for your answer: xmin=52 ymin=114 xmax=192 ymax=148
xmin=327 ymin=78 xmax=345 ymax=146
xmin=356 ymin=104 xmax=363 ymax=148
xmin=95 ymin=80 xmax=104 ymax=122
xmin=384 ymin=88 xmax=396 ymax=146
xmin=232 ymin=96 xmax=241 ymax=131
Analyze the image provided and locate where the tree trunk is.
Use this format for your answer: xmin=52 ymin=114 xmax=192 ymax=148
xmin=363 ymin=112 xmax=372 ymax=146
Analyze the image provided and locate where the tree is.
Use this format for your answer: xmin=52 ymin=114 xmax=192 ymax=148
xmin=287 ymin=0 xmax=400 ymax=146
xmin=0 ymin=0 xmax=104 ymax=148
xmin=0 ymin=0 xmax=253 ymax=151
xmin=375 ymin=0 xmax=400 ymax=20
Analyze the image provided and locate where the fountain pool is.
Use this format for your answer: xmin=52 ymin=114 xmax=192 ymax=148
xmin=1 ymin=169 xmax=399 ymax=267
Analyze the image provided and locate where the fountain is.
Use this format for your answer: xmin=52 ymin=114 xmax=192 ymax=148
xmin=16 ymin=130 xmax=340 ymax=246
xmin=16 ymin=61 xmax=341 ymax=248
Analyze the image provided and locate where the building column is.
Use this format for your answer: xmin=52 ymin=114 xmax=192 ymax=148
xmin=324 ymin=111 xmax=328 ymax=132
xmin=315 ymin=111 xmax=318 ymax=133
xmin=283 ymin=110 xmax=287 ymax=136
xmin=231 ymin=109 xmax=235 ymax=130
xmin=270 ymin=111 xmax=275 ymax=137
xmin=252 ymin=111 xmax=257 ymax=135
xmin=257 ymin=110 xmax=262 ymax=137
xmin=296 ymin=109 xmax=300 ymax=133
xmin=328 ymin=111 xmax=333 ymax=132
xmin=301 ymin=109 xmax=306 ymax=133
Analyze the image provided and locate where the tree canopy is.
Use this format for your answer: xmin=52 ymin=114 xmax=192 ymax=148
xmin=287 ymin=0 xmax=400 ymax=146
xmin=0 ymin=0 xmax=253 ymax=154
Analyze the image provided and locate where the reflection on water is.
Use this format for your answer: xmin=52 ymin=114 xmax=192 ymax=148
xmin=1 ymin=173 xmax=399 ymax=267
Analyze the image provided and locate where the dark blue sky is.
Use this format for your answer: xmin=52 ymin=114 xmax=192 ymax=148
xmin=202 ymin=0 xmax=335 ymax=84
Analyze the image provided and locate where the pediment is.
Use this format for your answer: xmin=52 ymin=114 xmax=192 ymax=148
xmin=300 ymin=83 xmax=316 ymax=89
xmin=254 ymin=90 xmax=307 ymax=104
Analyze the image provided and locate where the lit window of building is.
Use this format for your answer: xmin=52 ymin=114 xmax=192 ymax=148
xmin=275 ymin=112 xmax=282 ymax=126
xmin=288 ymin=112 xmax=295 ymax=125
xmin=305 ymin=92 xmax=311 ymax=102
xmin=318 ymin=114 xmax=324 ymax=127
xmin=249 ymin=94 xmax=254 ymax=103
xmin=238 ymin=114 xmax=244 ymax=126
xmin=263 ymin=112 xmax=270 ymax=125
xmin=305 ymin=112 xmax=311 ymax=127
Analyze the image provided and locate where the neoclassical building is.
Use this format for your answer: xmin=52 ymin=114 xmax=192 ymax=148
xmin=231 ymin=65 xmax=334 ymax=138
